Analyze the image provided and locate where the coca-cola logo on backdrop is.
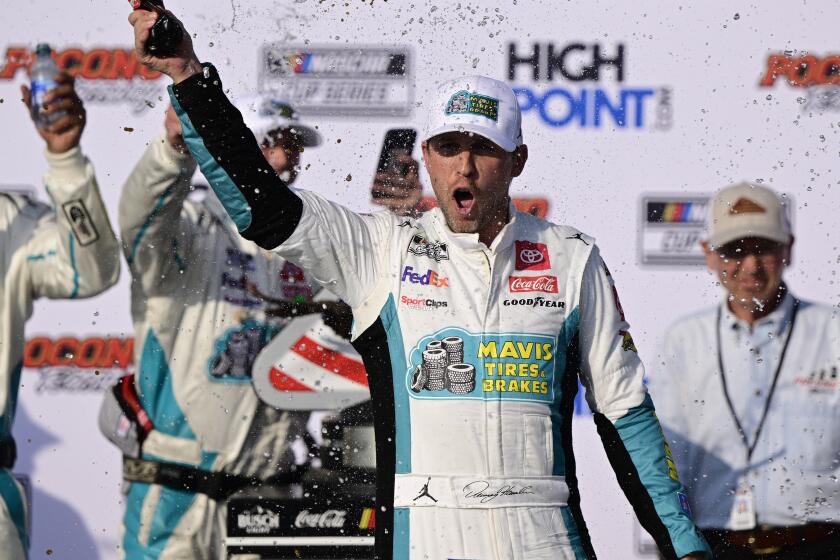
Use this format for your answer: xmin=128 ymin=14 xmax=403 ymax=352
xmin=294 ymin=509 xmax=347 ymax=529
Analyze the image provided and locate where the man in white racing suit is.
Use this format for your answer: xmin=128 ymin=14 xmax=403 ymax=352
xmin=116 ymin=100 xmax=321 ymax=559
xmin=1 ymin=73 xmax=120 ymax=559
xmin=128 ymin=9 xmax=711 ymax=559
xmin=116 ymin=97 xmax=422 ymax=557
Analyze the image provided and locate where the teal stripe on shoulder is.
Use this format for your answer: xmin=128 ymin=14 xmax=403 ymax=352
xmin=168 ymin=87 xmax=252 ymax=232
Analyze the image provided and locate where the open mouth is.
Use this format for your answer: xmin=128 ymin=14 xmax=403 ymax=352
xmin=453 ymin=188 xmax=475 ymax=217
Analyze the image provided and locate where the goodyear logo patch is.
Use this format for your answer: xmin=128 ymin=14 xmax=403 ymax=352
xmin=406 ymin=328 xmax=558 ymax=403
xmin=445 ymin=90 xmax=499 ymax=121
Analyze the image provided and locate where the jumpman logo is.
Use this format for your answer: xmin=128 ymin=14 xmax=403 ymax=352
xmin=413 ymin=477 xmax=438 ymax=502
xmin=566 ymin=233 xmax=589 ymax=245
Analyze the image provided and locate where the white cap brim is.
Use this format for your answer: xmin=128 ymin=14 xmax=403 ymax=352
xmin=423 ymin=122 xmax=518 ymax=152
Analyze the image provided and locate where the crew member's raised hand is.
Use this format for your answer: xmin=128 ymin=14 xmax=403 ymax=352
xmin=20 ymin=72 xmax=86 ymax=154
xmin=164 ymin=105 xmax=187 ymax=153
xmin=128 ymin=4 xmax=202 ymax=83
xmin=371 ymin=154 xmax=423 ymax=217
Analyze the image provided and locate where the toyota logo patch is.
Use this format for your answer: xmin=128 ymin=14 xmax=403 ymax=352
xmin=514 ymin=240 xmax=550 ymax=271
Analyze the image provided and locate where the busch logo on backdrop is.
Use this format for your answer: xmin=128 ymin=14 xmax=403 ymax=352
xmin=0 ymin=46 xmax=164 ymax=114
xmin=238 ymin=505 xmax=281 ymax=535
xmin=508 ymin=42 xmax=673 ymax=130
xmin=294 ymin=510 xmax=347 ymax=529
xmin=759 ymin=50 xmax=840 ymax=112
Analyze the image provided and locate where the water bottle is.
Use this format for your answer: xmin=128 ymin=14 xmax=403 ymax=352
xmin=29 ymin=43 xmax=64 ymax=127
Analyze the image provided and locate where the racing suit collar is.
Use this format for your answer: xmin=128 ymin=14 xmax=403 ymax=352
xmin=430 ymin=201 xmax=520 ymax=254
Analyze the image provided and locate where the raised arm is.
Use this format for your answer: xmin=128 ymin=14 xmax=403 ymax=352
xmin=119 ymin=107 xmax=197 ymax=294
xmin=577 ymin=248 xmax=710 ymax=560
xmin=127 ymin=8 xmax=393 ymax=310
xmin=20 ymin=72 xmax=119 ymax=300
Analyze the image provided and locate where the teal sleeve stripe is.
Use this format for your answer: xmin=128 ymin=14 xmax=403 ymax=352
xmin=0 ymin=364 xmax=23 ymax=442
xmin=127 ymin=185 xmax=174 ymax=266
xmin=380 ymin=295 xmax=412 ymax=473
xmin=68 ymin=233 xmax=79 ymax=299
xmin=614 ymin=395 xmax=711 ymax=558
xmin=551 ymin=305 xmax=580 ymax=477
xmin=168 ymin=86 xmax=252 ymax=232
xmin=26 ymin=250 xmax=56 ymax=261
xmin=0 ymin=470 xmax=28 ymax=552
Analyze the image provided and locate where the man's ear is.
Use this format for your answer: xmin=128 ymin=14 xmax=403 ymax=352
xmin=783 ymin=236 xmax=795 ymax=266
xmin=421 ymin=141 xmax=431 ymax=173
xmin=511 ymin=144 xmax=528 ymax=178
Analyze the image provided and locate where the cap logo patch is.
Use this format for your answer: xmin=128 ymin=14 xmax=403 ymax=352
xmin=445 ymin=90 xmax=499 ymax=122
xmin=729 ymin=197 xmax=766 ymax=215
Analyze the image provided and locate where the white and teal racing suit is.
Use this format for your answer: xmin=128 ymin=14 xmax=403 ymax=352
xmin=0 ymin=148 xmax=120 ymax=559
xmin=166 ymin=64 xmax=711 ymax=560
xmin=117 ymin=137 xmax=317 ymax=559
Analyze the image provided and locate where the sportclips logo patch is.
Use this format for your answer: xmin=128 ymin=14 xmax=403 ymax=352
xmin=23 ymin=336 xmax=134 ymax=393
xmin=760 ymin=50 xmax=840 ymax=112
xmin=259 ymin=44 xmax=412 ymax=116
xmin=508 ymin=42 xmax=673 ymax=130
xmin=407 ymin=329 xmax=558 ymax=402
xmin=0 ymin=46 xmax=163 ymax=114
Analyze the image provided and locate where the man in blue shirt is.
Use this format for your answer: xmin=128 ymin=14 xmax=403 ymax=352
xmin=651 ymin=182 xmax=840 ymax=558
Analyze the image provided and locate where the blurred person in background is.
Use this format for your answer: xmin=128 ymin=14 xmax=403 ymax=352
xmin=112 ymin=95 xmax=422 ymax=559
xmin=0 ymin=73 xmax=120 ymax=560
xmin=650 ymin=182 xmax=840 ymax=559
xmin=126 ymin=7 xmax=710 ymax=559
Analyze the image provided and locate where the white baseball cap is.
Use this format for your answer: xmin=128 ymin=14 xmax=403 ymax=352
xmin=423 ymin=75 xmax=523 ymax=152
xmin=708 ymin=182 xmax=792 ymax=248
xmin=235 ymin=95 xmax=322 ymax=148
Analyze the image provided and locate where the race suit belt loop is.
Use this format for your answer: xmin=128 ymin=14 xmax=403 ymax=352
xmin=0 ymin=438 xmax=16 ymax=469
xmin=122 ymin=457 xmax=307 ymax=502
xmin=393 ymin=473 xmax=569 ymax=509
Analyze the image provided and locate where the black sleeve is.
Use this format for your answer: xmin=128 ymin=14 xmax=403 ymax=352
xmin=168 ymin=64 xmax=303 ymax=249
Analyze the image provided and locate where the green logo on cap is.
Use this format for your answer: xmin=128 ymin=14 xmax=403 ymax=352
xmin=445 ymin=90 xmax=499 ymax=121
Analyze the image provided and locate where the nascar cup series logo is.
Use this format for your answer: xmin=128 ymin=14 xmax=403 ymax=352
xmin=407 ymin=328 xmax=558 ymax=402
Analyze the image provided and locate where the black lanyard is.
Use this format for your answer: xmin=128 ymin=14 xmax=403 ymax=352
xmin=715 ymin=299 xmax=799 ymax=463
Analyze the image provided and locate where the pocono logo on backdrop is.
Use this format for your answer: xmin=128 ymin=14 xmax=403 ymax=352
xmin=407 ymin=328 xmax=558 ymax=402
xmin=0 ymin=46 xmax=164 ymax=114
xmin=507 ymin=42 xmax=673 ymax=130
xmin=759 ymin=50 xmax=840 ymax=112
xmin=259 ymin=44 xmax=413 ymax=116
xmin=23 ymin=335 xmax=134 ymax=393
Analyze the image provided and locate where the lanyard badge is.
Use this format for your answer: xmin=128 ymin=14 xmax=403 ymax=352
xmin=729 ymin=480 xmax=757 ymax=530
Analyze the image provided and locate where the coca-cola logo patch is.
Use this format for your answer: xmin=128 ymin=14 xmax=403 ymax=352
xmin=515 ymin=240 xmax=550 ymax=271
xmin=508 ymin=275 xmax=558 ymax=293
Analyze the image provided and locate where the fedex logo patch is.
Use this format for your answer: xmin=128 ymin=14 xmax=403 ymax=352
xmin=401 ymin=266 xmax=449 ymax=288
xmin=515 ymin=240 xmax=550 ymax=271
